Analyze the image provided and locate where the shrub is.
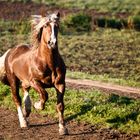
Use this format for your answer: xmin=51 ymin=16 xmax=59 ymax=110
xmin=0 ymin=20 xmax=30 ymax=35
xmin=60 ymin=13 xmax=92 ymax=34
xmin=97 ymin=18 xmax=125 ymax=29
xmin=133 ymin=16 xmax=140 ymax=30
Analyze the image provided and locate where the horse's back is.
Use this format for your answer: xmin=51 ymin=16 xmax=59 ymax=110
xmin=5 ymin=44 xmax=33 ymax=83
xmin=7 ymin=44 xmax=31 ymax=61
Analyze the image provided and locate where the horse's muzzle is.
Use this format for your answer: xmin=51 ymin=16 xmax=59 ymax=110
xmin=48 ymin=41 xmax=57 ymax=49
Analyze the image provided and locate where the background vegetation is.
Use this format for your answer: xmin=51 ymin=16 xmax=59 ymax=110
xmin=0 ymin=19 xmax=139 ymax=82
xmin=3 ymin=0 xmax=140 ymax=15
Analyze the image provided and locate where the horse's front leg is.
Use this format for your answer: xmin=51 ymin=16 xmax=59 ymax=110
xmin=55 ymin=82 xmax=68 ymax=135
xmin=31 ymin=80 xmax=48 ymax=110
xmin=8 ymin=75 xmax=28 ymax=128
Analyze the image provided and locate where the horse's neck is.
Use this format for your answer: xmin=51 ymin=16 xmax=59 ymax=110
xmin=38 ymin=43 xmax=59 ymax=70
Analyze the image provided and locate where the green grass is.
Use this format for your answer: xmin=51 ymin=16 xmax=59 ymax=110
xmin=66 ymin=71 xmax=140 ymax=88
xmin=59 ymin=29 xmax=140 ymax=81
xmin=1 ymin=82 xmax=140 ymax=134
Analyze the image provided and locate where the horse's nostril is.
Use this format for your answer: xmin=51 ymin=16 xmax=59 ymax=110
xmin=48 ymin=41 xmax=50 ymax=44
xmin=55 ymin=41 xmax=57 ymax=46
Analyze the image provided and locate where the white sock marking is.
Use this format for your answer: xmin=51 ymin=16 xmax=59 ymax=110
xmin=34 ymin=101 xmax=42 ymax=110
xmin=17 ymin=106 xmax=27 ymax=127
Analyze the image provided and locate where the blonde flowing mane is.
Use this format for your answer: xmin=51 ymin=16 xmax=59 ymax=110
xmin=30 ymin=13 xmax=60 ymax=48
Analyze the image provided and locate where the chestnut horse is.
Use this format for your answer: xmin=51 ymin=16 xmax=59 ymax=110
xmin=0 ymin=12 xmax=68 ymax=135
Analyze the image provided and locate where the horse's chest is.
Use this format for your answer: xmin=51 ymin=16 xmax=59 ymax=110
xmin=30 ymin=64 xmax=51 ymax=79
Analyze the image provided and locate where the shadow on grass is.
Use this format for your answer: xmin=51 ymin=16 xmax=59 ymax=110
xmin=107 ymin=94 xmax=140 ymax=128
xmin=108 ymin=94 xmax=133 ymax=105
xmin=66 ymin=103 xmax=93 ymax=122
xmin=107 ymin=111 xmax=140 ymax=125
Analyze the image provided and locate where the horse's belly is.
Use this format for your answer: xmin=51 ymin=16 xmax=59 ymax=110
xmin=40 ymin=76 xmax=53 ymax=87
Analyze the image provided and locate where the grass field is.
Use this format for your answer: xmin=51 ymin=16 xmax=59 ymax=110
xmin=43 ymin=0 xmax=140 ymax=15
xmin=0 ymin=19 xmax=139 ymax=82
xmin=3 ymin=0 xmax=140 ymax=15
xmin=0 ymin=82 xmax=140 ymax=134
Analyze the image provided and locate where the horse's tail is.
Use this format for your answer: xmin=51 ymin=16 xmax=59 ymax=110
xmin=0 ymin=49 xmax=10 ymax=83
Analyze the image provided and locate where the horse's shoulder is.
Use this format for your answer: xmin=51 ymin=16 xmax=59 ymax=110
xmin=16 ymin=44 xmax=31 ymax=51
xmin=7 ymin=44 xmax=31 ymax=60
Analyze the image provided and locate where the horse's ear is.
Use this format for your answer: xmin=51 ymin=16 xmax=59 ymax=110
xmin=41 ymin=13 xmax=46 ymax=17
xmin=40 ymin=8 xmax=47 ymax=17
xmin=56 ymin=11 xmax=60 ymax=18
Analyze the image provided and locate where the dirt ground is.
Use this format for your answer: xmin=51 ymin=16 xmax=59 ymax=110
xmin=0 ymin=1 xmax=129 ymax=21
xmin=0 ymin=80 xmax=140 ymax=140
xmin=66 ymin=78 xmax=140 ymax=99
xmin=0 ymin=107 xmax=140 ymax=140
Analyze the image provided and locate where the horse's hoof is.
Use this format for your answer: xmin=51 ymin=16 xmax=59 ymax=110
xmin=59 ymin=127 xmax=69 ymax=135
xmin=34 ymin=101 xmax=43 ymax=110
xmin=20 ymin=120 xmax=28 ymax=128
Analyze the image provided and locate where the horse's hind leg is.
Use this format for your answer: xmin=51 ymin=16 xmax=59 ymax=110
xmin=31 ymin=80 xmax=48 ymax=110
xmin=22 ymin=86 xmax=31 ymax=118
xmin=55 ymin=83 xmax=68 ymax=135
xmin=8 ymin=75 xmax=28 ymax=128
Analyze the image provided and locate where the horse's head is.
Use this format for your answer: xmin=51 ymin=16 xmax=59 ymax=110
xmin=42 ymin=12 xmax=60 ymax=49
xmin=31 ymin=12 xmax=60 ymax=49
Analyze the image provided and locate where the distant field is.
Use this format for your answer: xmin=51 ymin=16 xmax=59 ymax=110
xmin=40 ymin=0 xmax=140 ymax=14
xmin=0 ymin=19 xmax=140 ymax=81
xmin=59 ymin=29 xmax=140 ymax=81
xmin=0 ymin=1 xmax=140 ymax=82
xmin=2 ymin=0 xmax=140 ymax=15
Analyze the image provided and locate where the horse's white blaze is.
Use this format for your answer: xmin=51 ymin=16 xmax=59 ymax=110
xmin=50 ymin=22 xmax=57 ymax=45
xmin=17 ymin=106 xmax=27 ymax=127
xmin=23 ymin=91 xmax=31 ymax=111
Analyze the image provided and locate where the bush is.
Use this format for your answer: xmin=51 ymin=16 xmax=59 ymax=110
xmin=133 ymin=16 xmax=140 ymax=30
xmin=60 ymin=13 xmax=92 ymax=34
xmin=97 ymin=18 xmax=124 ymax=29
xmin=0 ymin=20 xmax=30 ymax=35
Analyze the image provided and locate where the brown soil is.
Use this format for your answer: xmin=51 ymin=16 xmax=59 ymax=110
xmin=0 ymin=1 xmax=129 ymax=21
xmin=0 ymin=107 xmax=139 ymax=140
xmin=0 ymin=79 xmax=140 ymax=140
xmin=66 ymin=78 xmax=140 ymax=99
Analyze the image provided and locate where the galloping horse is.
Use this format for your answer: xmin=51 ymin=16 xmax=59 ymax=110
xmin=0 ymin=12 xmax=68 ymax=135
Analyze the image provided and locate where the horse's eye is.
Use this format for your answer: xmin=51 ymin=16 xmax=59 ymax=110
xmin=44 ymin=25 xmax=47 ymax=28
xmin=44 ymin=23 xmax=50 ymax=28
